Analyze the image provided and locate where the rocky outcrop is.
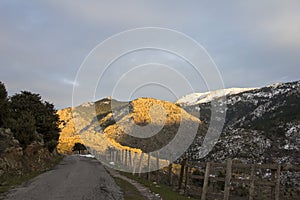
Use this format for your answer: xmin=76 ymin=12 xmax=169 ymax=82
xmin=0 ymin=128 xmax=57 ymax=177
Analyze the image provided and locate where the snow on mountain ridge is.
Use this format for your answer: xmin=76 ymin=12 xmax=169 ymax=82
xmin=176 ymin=87 xmax=257 ymax=106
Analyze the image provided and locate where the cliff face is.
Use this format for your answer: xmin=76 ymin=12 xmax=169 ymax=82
xmin=57 ymin=107 xmax=83 ymax=154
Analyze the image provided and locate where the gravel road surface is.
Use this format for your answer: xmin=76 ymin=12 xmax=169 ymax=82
xmin=1 ymin=155 xmax=123 ymax=200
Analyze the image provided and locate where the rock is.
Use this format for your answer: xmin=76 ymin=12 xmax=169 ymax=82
xmin=0 ymin=125 xmax=60 ymax=178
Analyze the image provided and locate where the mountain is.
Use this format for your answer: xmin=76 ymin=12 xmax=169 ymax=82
xmin=57 ymin=97 xmax=206 ymax=157
xmin=176 ymin=87 xmax=257 ymax=106
xmin=176 ymin=80 xmax=300 ymax=189
xmin=102 ymin=97 xmax=206 ymax=154
xmin=57 ymin=98 xmax=130 ymax=154
xmin=58 ymin=81 xmax=300 ymax=165
xmin=177 ymin=81 xmax=300 ymax=165
xmin=57 ymin=80 xmax=299 ymax=187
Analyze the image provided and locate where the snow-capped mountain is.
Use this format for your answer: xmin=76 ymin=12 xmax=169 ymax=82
xmin=176 ymin=87 xmax=257 ymax=106
xmin=180 ymin=80 xmax=300 ymax=187
xmin=180 ymin=81 xmax=300 ymax=163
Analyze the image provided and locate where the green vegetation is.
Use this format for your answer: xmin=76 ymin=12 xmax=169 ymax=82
xmin=0 ymin=81 xmax=60 ymax=151
xmin=114 ymin=177 xmax=146 ymax=200
xmin=0 ymin=155 xmax=63 ymax=193
xmin=0 ymin=82 xmax=8 ymax=127
xmin=0 ymin=81 xmax=62 ymax=193
xmin=120 ymin=172 xmax=197 ymax=200
xmin=72 ymin=142 xmax=87 ymax=154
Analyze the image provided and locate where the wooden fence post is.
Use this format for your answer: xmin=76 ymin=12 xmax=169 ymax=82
xmin=110 ymin=149 xmax=113 ymax=162
xmin=168 ymin=156 xmax=173 ymax=185
xmin=128 ymin=150 xmax=132 ymax=169
xmin=201 ymin=162 xmax=211 ymax=200
xmin=106 ymin=150 xmax=109 ymax=161
xmin=113 ymin=150 xmax=117 ymax=163
xmin=121 ymin=150 xmax=123 ymax=164
xmin=147 ymin=153 xmax=151 ymax=181
xmin=184 ymin=160 xmax=190 ymax=196
xmin=224 ymin=159 xmax=232 ymax=200
xmin=156 ymin=151 xmax=160 ymax=183
xmin=118 ymin=150 xmax=121 ymax=163
xmin=132 ymin=152 xmax=138 ymax=175
xmin=178 ymin=156 xmax=187 ymax=190
xmin=138 ymin=152 xmax=144 ymax=177
xmin=275 ymin=164 xmax=281 ymax=200
xmin=125 ymin=150 xmax=128 ymax=167
xmin=249 ymin=164 xmax=255 ymax=200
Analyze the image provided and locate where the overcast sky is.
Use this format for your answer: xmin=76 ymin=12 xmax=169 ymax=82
xmin=1 ymin=1 xmax=300 ymax=109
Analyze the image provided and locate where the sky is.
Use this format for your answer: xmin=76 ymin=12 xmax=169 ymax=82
xmin=1 ymin=0 xmax=300 ymax=109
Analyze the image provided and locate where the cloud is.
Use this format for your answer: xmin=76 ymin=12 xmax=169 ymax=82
xmin=234 ymin=1 xmax=300 ymax=50
xmin=1 ymin=0 xmax=300 ymax=109
xmin=260 ymin=12 xmax=300 ymax=49
xmin=62 ymin=78 xmax=79 ymax=87
xmin=40 ymin=0 xmax=190 ymax=28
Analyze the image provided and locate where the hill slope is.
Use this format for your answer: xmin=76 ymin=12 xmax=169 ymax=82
xmin=178 ymin=81 xmax=300 ymax=165
xmin=57 ymin=97 xmax=206 ymax=157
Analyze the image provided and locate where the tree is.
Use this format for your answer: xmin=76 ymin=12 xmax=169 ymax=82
xmin=12 ymin=111 xmax=37 ymax=147
xmin=72 ymin=142 xmax=87 ymax=154
xmin=0 ymin=81 xmax=8 ymax=127
xmin=7 ymin=91 xmax=60 ymax=151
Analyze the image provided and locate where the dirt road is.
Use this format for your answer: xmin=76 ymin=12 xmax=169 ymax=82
xmin=1 ymin=155 xmax=123 ymax=200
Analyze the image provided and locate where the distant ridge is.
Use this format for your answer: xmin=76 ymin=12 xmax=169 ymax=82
xmin=176 ymin=87 xmax=257 ymax=106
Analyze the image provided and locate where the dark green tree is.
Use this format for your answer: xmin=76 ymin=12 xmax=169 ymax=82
xmin=72 ymin=142 xmax=87 ymax=154
xmin=12 ymin=111 xmax=37 ymax=146
xmin=7 ymin=91 xmax=60 ymax=151
xmin=0 ymin=81 xmax=8 ymax=127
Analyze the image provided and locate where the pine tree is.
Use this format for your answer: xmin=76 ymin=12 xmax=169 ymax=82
xmin=0 ymin=81 xmax=8 ymax=127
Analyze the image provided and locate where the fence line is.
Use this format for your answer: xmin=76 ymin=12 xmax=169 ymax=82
xmin=103 ymin=148 xmax=299 ymax=200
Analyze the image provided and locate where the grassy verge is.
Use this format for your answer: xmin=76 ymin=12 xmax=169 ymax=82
xmin=114 ymin=177 xmax=146 ymax=200
xmin=0 ymin=155 xmax=64 ymax=193
xmin=120 ymin=172 xmax=197 ymax=200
